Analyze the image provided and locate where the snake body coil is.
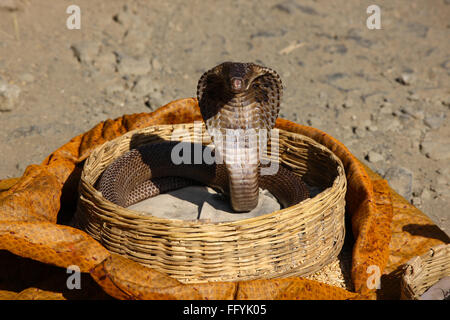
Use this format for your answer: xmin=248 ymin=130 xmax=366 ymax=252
xmin=98 ymin=62 xmax=309 ymax=212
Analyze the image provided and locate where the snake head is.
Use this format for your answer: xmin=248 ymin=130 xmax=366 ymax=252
xmin=220 ymin=62 xmax=263 ymax=94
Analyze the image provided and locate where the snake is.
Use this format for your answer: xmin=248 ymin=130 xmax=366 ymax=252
xmin=97 ymin=62 xmax=309 ymax=212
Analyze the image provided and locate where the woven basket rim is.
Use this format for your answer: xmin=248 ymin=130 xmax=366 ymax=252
xmin=401 ymin=243 xmax=450 ymax=299
xmin=80 ymin=123 xmax=346 ymax=227
xmin=76 ymin=122 xmax=347 ymax=283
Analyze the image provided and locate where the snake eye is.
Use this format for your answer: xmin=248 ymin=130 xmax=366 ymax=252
xmin=230 ymin=77 xmax=244 ymax=91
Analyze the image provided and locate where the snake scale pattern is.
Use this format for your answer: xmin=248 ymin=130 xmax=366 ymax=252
xmin=98 ymin=62 xmax=309 ymax=212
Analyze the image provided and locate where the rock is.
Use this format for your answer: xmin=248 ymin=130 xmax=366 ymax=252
xmin=128 ymin=186 xmax=281 ymax=223
xmin=117 ymin=55 xmax=151 ymax=76
xmin=423 ymin=113 xmax=445 ymax=129
xmin=384 ymin=166 xmax=413 ymax=201
xmin=132 ymin=76 xmax=163 ymax=107
xmin=71 ymin=41 xmax=101 ymax=64
xmin=408 ymin=127 xmax=423 ymax=150
xmin=436 ymin=175 xmax=448 ymax=186
xmin=352 ymin=126 xmax=366 ymax=138
xmin=407 ymin=93 xmax=420 ymax=101
xmin=366 ymin=150 xmax=384 ymax=163
xmin=93 ymin=51 xmax=117 ymax=72
xmin=384 ymin=118 xmax=401 ymax=132
xmin=272 ymin=2 xmax=294 ymax=14
xmin=436 ymin=168 xmax=449 ymax=186
xmin=151 ymin=58 xmax=162 ymax=72
xmin=318 ymin=91 xmax=328 ymax=101
xmin=103 ymin=82 xmax=125 ymax=96
xmin=122 ymin=28 xmax=147 ymax=55
xmin=342 ymin=97 xmax=353 ymax=108
xmin=400 ymin=103 xmax=425 ymax=120
xmin=379 ymin=102 xmax=393 ymax=115
xmin=0 ymin=79 xmax=21 ymax=111
xmin=113 ymin=6 xmax=141 ymax=28
xmin=296 ymin=4 xmax=319 ymax=15
xmin=420 ymin=187 xmax=432 ymax=201
xmin=411 ymin=197 xmax=422 ymax=207
xmin=395 ymin=73 xmax=415 ymax=86
xmin=420 ymin=130 xmax=450 ymax=160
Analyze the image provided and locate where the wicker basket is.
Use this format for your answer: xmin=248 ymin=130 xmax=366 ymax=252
xmin=401 ymin=244 xmax=450 ymax=300
xmin=75 ymin=122 xmax=347 ymax=283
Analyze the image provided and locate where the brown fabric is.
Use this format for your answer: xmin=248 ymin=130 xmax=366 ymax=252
xmin=0 ymin=98 xmax=447 ymax=300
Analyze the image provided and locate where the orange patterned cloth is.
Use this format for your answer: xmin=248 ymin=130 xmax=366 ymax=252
xmin=0 ymin=98 xmax=448 ymax=300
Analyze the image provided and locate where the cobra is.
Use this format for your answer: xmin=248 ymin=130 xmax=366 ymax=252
xmin=97 ymin=62 xmax=309 ymax=212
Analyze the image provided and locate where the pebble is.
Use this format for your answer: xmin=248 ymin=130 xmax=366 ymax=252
xmin=420 ymin=130 xmax=450 ymax=160
xmin=133 ymin=76 xmax=161 ymax=97
xmin=407 ymin=92 xmax=420 ymax=101
xmin=0 ymin=78 xmax=21 ymax=111
xmin=420 ymin=187 xmax=432 ymax=201
xmin=423 ymin=113 xmax=445 ymax=129
xmin=122 ymin=28 xmax=148 ymax=55
xmin=151 ymin=58 xmax=162 ymax=72
xmin=272 ymin=2 xmax=295 ymax=14
xmin=93 ymin=51 xmax=117 ymax=72
xmin=379 ymin=102 xmax=393 ymax=115
xmin=117 ymin=56 xmax=151 ymax=76
xmin=436 ymin=168 xmax=449 ymax=187
xmin=366 ymin=150 xmax=384 ymax=163
xmin=71 ymin=41 xmax=101 ymax=64
xmin=436 ymin=175 xmax=448 ymax=186
xmin=352 ymin=126 xmax=366 ymax=138
xmin=103 ymin=82 xmax=125 ymax=96
xmin=342 ymin=97 xmax=353 ymax=109
xmin=400 ymin=103 xmax=425 ymax=120
xmin=395 ymin=73 xmax=415 ymax=86
xmin=132 ymin=76 xmax=164 ymax=108
xmin=113 ymin=7 xmax=141 ymax=28
xmin=384 ymin=166 xmax=414 ymax=201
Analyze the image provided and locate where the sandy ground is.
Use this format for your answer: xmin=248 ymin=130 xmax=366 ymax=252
xmin=0 ymin=0 xmax=448 ymax=235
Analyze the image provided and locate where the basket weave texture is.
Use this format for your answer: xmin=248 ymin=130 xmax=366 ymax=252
xmin=401 ymin=244 xmax=450 ymax=300
xmin=75 ymin=122 xmax=347 ymax=284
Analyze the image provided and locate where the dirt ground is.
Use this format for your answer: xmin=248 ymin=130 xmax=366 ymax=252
xmin=0 ymin=0 xmax=448 ymax=235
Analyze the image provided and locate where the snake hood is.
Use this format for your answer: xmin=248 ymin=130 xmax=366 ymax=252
xmin=197 ymin=61 xmax=283 ymax=131
xmin=196 ymin=62 xmax=284 ymax=211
